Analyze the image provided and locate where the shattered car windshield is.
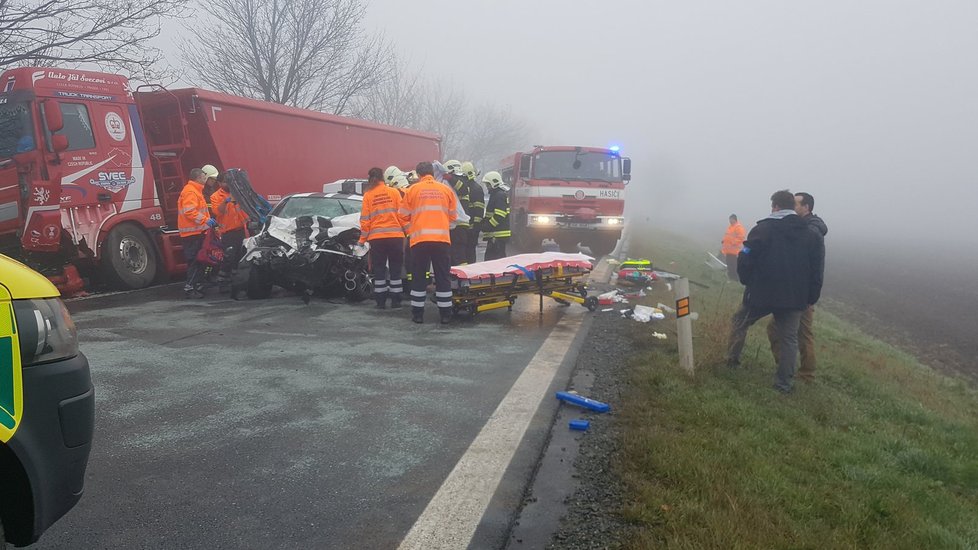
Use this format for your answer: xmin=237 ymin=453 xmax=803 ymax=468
xmin=273 ymin=196 xmax=363 ymax=219
xmin=0 ymin=101 xmax=36 ymax=158
xmin=531 ymin=151 xmax=622 ymax=182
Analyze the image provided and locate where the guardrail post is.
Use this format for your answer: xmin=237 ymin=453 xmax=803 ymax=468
xmin=675 ymin=277 xmax=694 ymax=374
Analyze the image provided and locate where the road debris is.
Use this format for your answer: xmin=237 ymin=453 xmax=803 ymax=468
xmin=569 ymin=419 xmax=590 ymax=431
xmin=652 ymin=332 xmax=668 ymax=340
xmin=629 ymin=304 xmax=666 ymax=323
xmin=556 ymin=391 xmax=611 ymax=413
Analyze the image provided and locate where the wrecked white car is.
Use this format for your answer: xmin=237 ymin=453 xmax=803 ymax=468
xmin=232 ymin=192 xmax=372 ymax=302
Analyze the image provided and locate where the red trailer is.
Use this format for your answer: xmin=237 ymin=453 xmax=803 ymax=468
xmin=0 ymin=67 xmax=440 ymax=290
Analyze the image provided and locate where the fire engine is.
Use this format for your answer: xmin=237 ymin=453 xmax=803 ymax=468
xmin=496 ymin=145 xmax=630 ymax=257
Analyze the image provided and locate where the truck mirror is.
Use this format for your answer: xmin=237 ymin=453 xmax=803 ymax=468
xmin=519 ymin=154 xmax=531 ymax=179
xmin=44 ymin=101 xmax=64 ymax=133
xmin=51 ymin=134 xmax=69 ymax=153
xmin=622 ymin=157 xmax=631 ymax=182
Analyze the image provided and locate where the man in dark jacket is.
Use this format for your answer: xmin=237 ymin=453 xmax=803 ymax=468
xmin=765 ymin=192 xmax=827 ymax=381
xmin=727 ymin=190 xmax=825 ymax=393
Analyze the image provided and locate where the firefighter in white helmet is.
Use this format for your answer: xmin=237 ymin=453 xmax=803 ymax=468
xmin=384 ymin=166 xmax=403 ymax=186
xmin=443 ymin=160 xmax=463 ymax=176
xmin=481 ymin=171 xmax=511 ymax=261
xmin=460 ymin=161 xmax=484 ymax=264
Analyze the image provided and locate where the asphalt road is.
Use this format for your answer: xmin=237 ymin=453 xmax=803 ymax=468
xmin=34 ymin=284 xmax=591 ymax=549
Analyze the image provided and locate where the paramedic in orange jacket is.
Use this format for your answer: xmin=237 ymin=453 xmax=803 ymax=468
xmin=360 ymin=167 xmax=407 ymax=309
xmin=721 ymin=214 xmax=747 ymax=281
xmin=178 ymin=167 xmax=216 ymax=298
xmin=398 ymin=161 xmax=457 ymax=324
xmin=208 ymin=167 xmax=250 ymax=290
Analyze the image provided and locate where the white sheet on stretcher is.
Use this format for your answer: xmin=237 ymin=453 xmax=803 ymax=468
xmin=450 ymin=252 xmax=595 ymax=279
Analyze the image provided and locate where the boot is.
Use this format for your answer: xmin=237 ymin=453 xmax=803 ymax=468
xmin=412 ymin=306 xmax=424 ymax=324
xmin=439 ymin=308 xmax=453 ymax=324
xmin=375 ymin=297 xmax=387 ymax=309
xmin=390 ymin=295 xmax=403 ymax=309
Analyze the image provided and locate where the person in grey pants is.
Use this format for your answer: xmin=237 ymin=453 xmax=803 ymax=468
xmin=726 ymin=190 xmax=825 ymax=393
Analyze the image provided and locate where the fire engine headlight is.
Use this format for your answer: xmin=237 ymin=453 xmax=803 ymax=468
xmin=12 ymin=298 xmax=79 ymax=366
xmin=530 ymin=215 xmax=554 ymax=225
xmin=605 ymin=217 xmax=623 ymax=226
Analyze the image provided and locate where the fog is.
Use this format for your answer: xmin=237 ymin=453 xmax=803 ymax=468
xmin=364 ymin=0 xmax=978 ymax=253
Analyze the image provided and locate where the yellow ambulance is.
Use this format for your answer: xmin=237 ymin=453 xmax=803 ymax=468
xmin=0 ymin=254 xmax=93 ymax=546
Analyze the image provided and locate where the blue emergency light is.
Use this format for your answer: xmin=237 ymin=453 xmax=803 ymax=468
xmin=609 ymin=145 xmax=620 ymax=152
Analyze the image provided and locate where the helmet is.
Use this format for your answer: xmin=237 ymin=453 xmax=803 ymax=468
xmin=201 ymin=164 xmax=219 ymax=179
xmin=384 ymin=166 xmax=403 ymax=185
xmin=444 ymin=160 xmax=463 ymax=176
xmin=482 ymin=171 xmax=504 ymax=189
xmin=461 ymin=161 xmax=477 ymax=179
xmin=391 ymin=174 xmax=409 ymax=189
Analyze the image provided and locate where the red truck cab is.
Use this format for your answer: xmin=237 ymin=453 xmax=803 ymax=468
xmin=498 ymin=146 xmax=631 ymax=256
xmin=0 ymin=68 xmax=165 ymax=289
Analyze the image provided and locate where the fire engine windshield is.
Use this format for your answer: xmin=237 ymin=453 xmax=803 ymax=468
xmin=531 ymin=151 xmax=622 ymax=182
xmin=0 ymin=102 xmax=36 ymax=159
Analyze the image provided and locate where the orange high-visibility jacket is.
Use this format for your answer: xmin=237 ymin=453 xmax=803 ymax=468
xmin=177 ymin=180 xmax=209 ymax=237
xmin=398 ymin=175 xmax=457 ymax=246
xmin=209 ymin=187 xmax=248 ymax=232
xmin=721 ymin=221 xmax=747 ymax=255
xmin=359 ymin=183 xmax=405 ymax=244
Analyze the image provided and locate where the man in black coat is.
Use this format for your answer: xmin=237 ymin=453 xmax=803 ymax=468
xmin=727 ymin=190 xmax=825 ymax=393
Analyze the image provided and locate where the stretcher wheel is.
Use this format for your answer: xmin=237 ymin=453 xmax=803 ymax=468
xmin=455 ymin=304 xmax=476 ymax=319
xmin=584 ymin=296 xmax=598 ymax=312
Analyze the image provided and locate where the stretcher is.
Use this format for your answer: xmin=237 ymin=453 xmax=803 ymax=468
xmin=449 ymin=253 xmax=599 ymax=317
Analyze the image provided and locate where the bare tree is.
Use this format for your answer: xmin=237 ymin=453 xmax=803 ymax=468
xmin=0 ymin=0 xmax=187 ymax=78
xmin=354 ymin=57 xmax=531 ymax=165
xmin=183 ymin=0 xmax=392 ymax=115
xmin=351 ymin=60 xmax=424 ymax=128
xmin=456 ymin=102 xmax=529 ymax=170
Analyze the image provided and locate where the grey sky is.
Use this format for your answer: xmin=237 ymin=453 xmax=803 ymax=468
xmin=362 ymin=0 xmax=978 ymax=248
xmin=156 ymin=1 xmax=978 ymax=249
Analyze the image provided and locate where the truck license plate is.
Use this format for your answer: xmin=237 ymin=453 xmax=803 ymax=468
xmin=565 ymin=222 xmax=591 ymax=229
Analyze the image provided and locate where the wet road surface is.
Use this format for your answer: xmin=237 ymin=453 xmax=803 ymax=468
xmin=35 ymin=285 xmax=589 ymax=549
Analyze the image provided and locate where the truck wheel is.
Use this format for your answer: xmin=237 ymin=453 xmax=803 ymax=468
xmin=556 ymin=235 xmax=579 ymax=253
xmin=587 ymin=235 xmax=619 ymax=258
xmin=102 ymin=223 xmax=158 ymax=289
xmin=246 ymin=266 xmax=273 ymax=299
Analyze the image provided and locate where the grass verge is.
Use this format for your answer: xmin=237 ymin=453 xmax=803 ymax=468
xmin=617 ymin=227 xmax=978 ymax=549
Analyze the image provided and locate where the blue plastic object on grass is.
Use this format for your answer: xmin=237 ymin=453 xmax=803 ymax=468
xmin=569 ymin=419 xmax=590 ymax=431
xmin=556 ymin=391 xmax=611 ymax=413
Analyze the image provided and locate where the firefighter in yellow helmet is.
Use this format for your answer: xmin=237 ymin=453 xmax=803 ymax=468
xmin=481 ymin=171 xmax=510 ymax=261
xmin=460 ymin=161 xmax=484 ymax=264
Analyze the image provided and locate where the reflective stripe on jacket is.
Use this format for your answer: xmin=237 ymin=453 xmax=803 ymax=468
xmin=359 ymin=183 xmax=405 ymax=244
xmin=483 ymin=187 xmax=511 ymax=239
xmin=721 ymin=221 xmax=746 ymax=255
xmin=178 ymin=180 xmax=209 ymax=237
xmin=482 ymin=188 xmax=512 ymax=239
xmin=398 ymin=175 xmax=457 ymax=246
xmin=466 ymin=177 xmax=485 ymax=225
xmin=451 ymin=176 xmax=472 ymax=228
xmin=209 ymin=187 xmax=248 ymax=232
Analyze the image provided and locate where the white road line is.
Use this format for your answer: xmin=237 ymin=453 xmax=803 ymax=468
xmin=398 ymin=314 xmax=585 ymax=550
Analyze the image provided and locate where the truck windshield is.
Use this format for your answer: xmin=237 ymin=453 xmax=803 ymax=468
xmin=0 ymin=102 xmax=36 ymax=159
xmin=531 ymin=151 xmax=622 ymax=182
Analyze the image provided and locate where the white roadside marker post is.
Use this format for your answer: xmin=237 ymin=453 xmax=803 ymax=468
xmin=675 ymin=277 xmax=694 ymax=374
